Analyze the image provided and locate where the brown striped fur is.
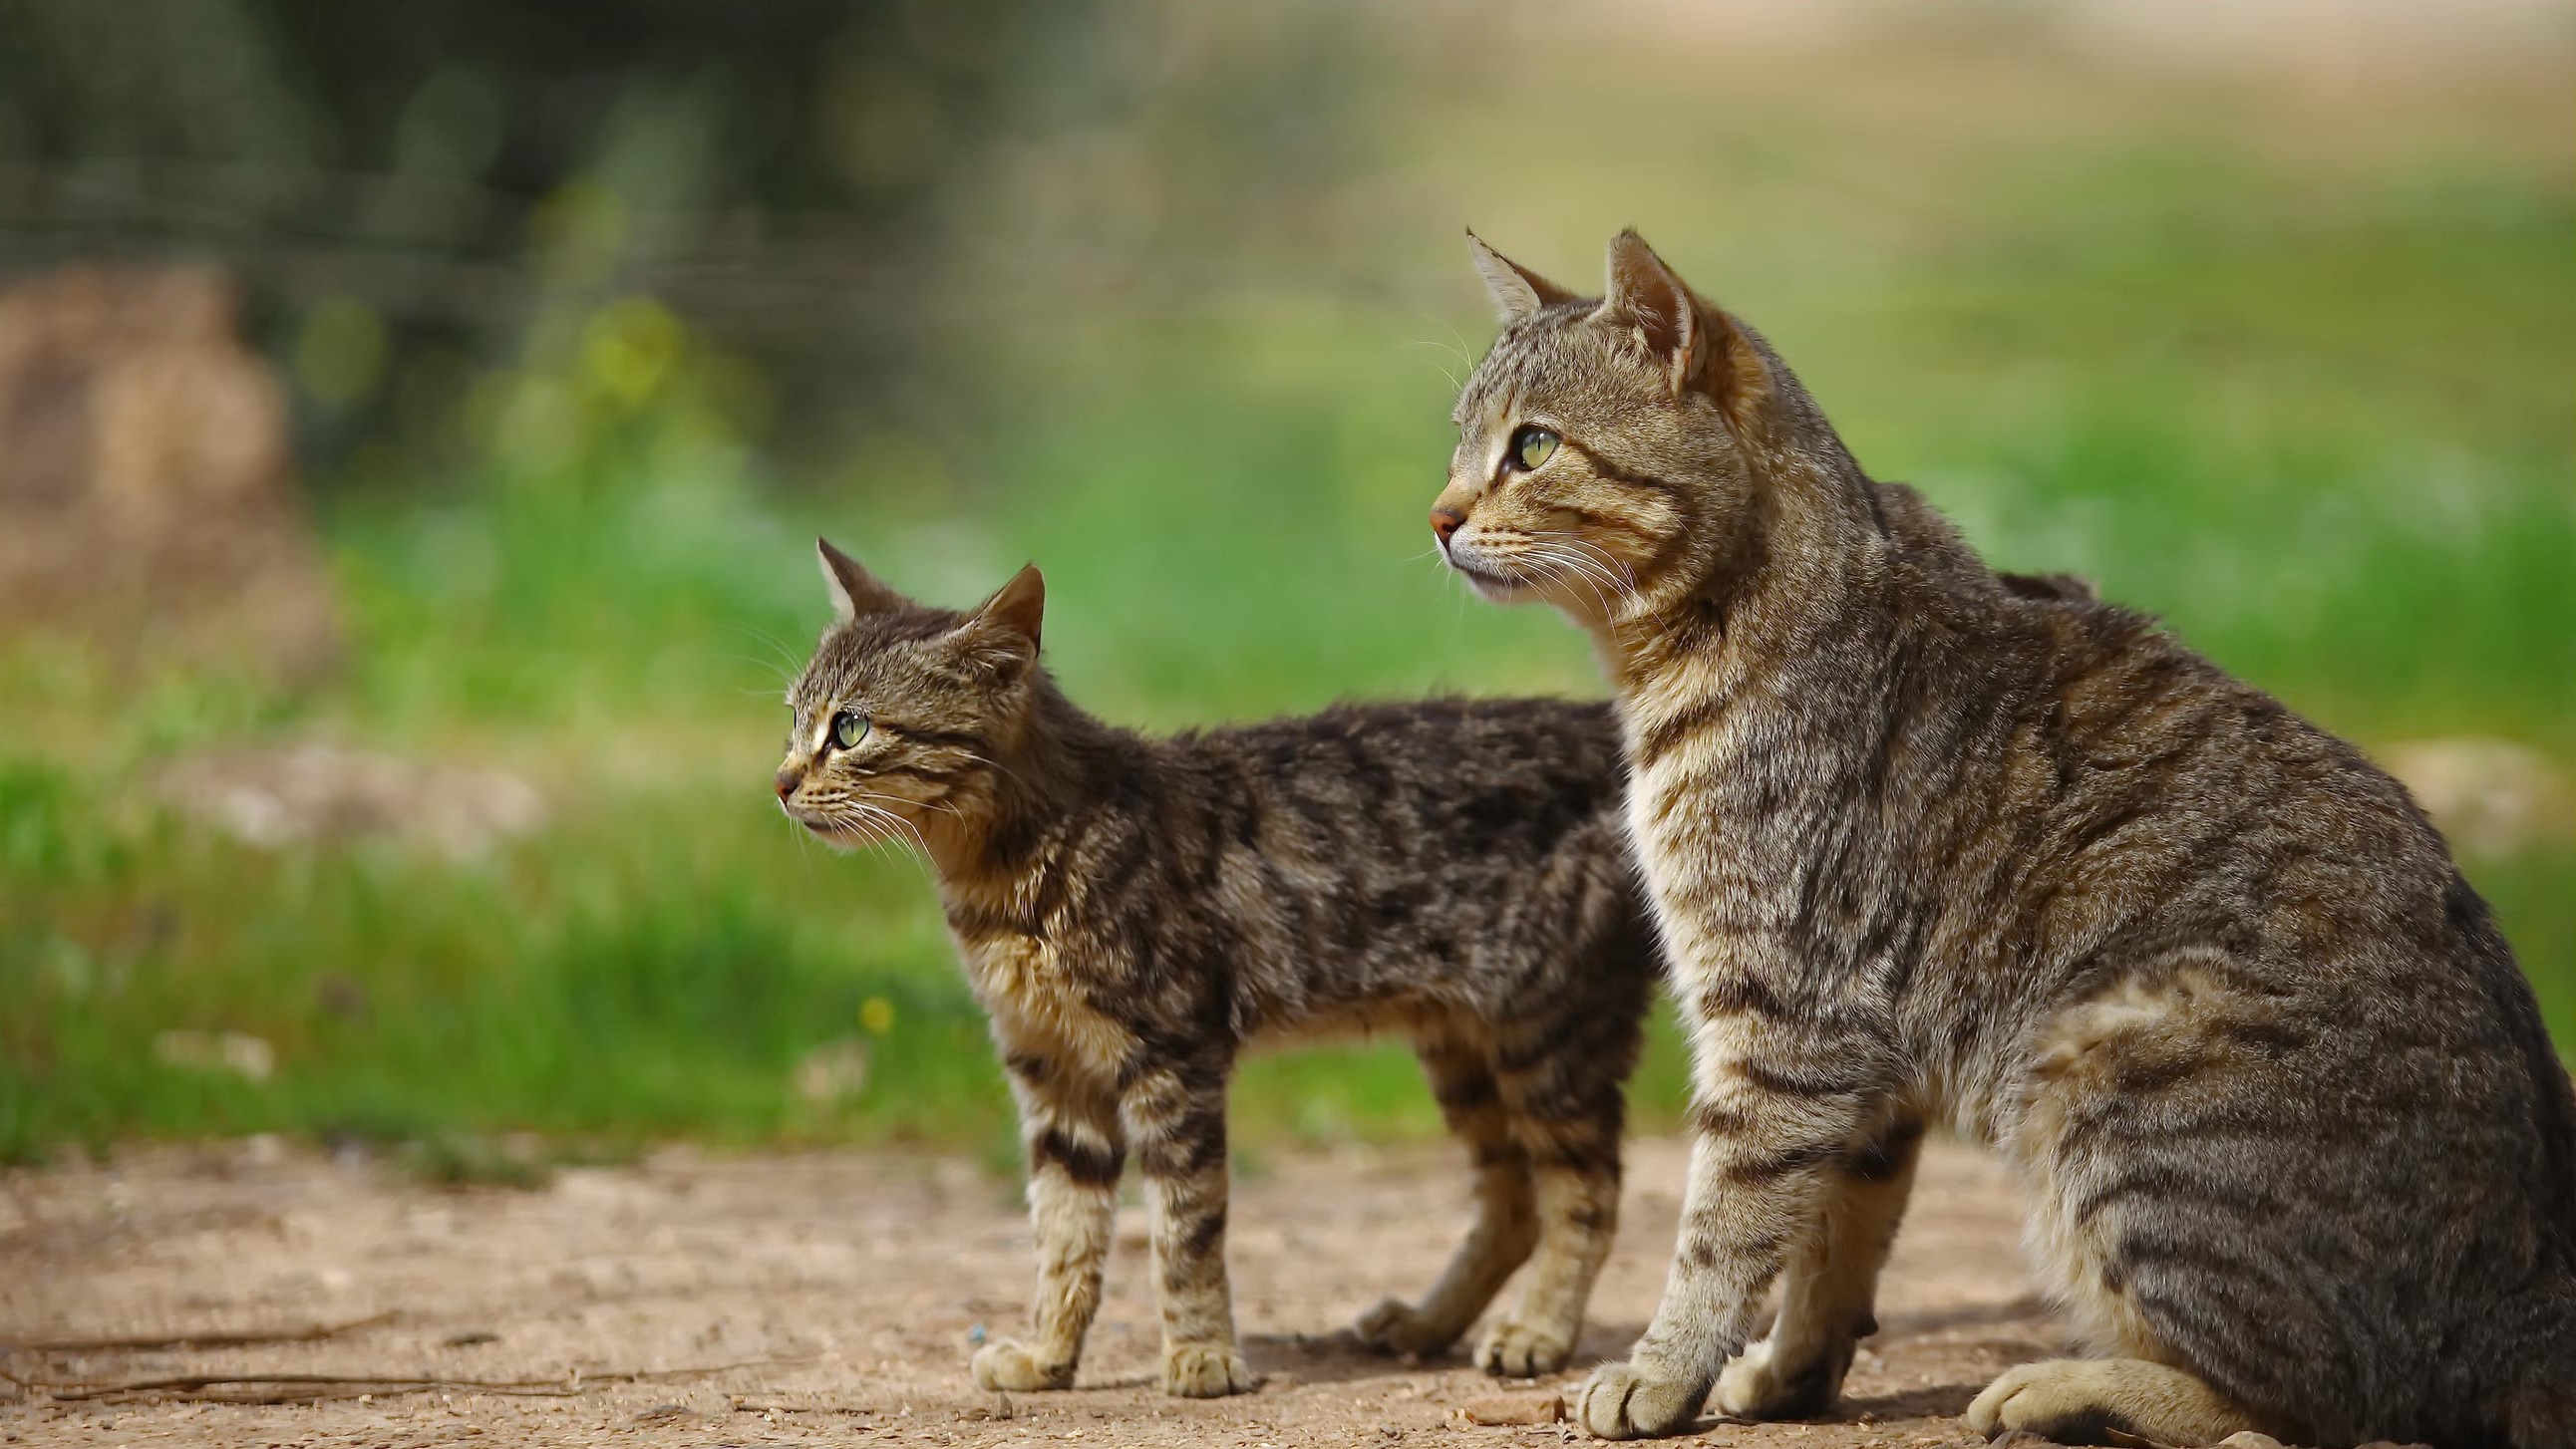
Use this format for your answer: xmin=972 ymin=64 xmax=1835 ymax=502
xmin=779 ymin=541 xmax=1659 ymax=1396
xmin=1433 ymin=231 xmax=2576 ymax=1446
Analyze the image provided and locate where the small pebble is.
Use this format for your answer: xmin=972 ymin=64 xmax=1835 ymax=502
xmin=1452 ymin=1392 xmax=1565 ymax=1426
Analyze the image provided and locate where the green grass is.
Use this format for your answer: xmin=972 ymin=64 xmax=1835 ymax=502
xmin=2 ymin=26 xmax=2570 ymax=1168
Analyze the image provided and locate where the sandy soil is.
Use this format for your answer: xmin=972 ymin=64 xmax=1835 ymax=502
xmin=2 ymin=1135 xmax=2068 ymax=1447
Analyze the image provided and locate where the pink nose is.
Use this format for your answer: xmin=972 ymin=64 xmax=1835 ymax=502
xmin=1430 ymin=508 xmax=1464 ymax=545
xmin=775 ymin=768 xmax=801 ymax=801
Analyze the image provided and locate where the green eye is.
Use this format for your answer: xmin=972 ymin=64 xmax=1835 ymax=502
xmin=830 ymin=710 xmax=869 ymax=749
xmin=1511 ymin=426 xmax=1558 ymax=470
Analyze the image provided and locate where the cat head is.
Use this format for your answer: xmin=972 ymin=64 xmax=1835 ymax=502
xmin=776 ymin=538 xmax=1044 ymax=852
xmin=1433 ymin=229 xmax=1848 ymax=626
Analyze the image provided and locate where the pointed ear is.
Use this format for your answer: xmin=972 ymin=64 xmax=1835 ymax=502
xmin=955 ymin=563 xmax=1044 ymax=679
xmin=1599 ymin=230 xmax=1771 ymax=430
xmin=816 ymin=537 xmax=906 ymax=622
xmin=1466 ymin=229 xmax=1577 ymax=323
xmin=1600 ymin=228 xmax=1703 ymax=393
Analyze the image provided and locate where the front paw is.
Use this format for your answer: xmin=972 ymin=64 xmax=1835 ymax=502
xmin=1162 ymin=1341 xmax=1256 ymax=1398
xmin=1716 ymin=1333 xmax=1849 ymax=1419
xmin=1475 ymin=1317 xmax=1576 ymax=1377
xmin=971 ymin=1338 xmax=1073 ymax=1392
xmin=1356 ymin=1297 xmax=1458 ymax=1358
xmin=1575 ymin=1359 xmax=1707 ymax=1439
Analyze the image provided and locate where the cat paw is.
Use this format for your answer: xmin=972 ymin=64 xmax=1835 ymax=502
xmin=1575 ymin=1359 xmax=1707 ymax=1439
xmin=1355 ymin=1297 xmax=1459 ymax=1357
xmin=1475 ymin=1317 xmax=1576 ymax=1377
xmin=1966 ymin=1358 xmax=2252 ymax=1446
xmin=1715 ymin=1334 xmax=1847 ymax=1420
xmin=1161 ymin=1342 xmax=1256 ymax=1398
xmin=1969 ymin=1360 xmax=2113 ymax=1442
xmin=971 ymin=1338 xmax=1074 ymax=1392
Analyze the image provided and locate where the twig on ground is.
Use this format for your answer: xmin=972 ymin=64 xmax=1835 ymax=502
xmin=2 ymin=1310 xmax=399 ymax=1355
xmin=2 ymin=1352 xmax=810 ymax=1406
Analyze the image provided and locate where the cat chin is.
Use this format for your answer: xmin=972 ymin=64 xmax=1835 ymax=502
xmin=805 ymin=821 xmax=891 ymax=853
xmin=1449 ymin=559 xmax=1536 ymax=602
xmin=781 ymin=810 xmax=887 ymax=853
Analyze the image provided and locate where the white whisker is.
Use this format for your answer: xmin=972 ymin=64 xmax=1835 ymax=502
xmin=1429 ymin=313 xmax=1475 ymax=371
xmin=1557 ymin=535 xmax=1639 ymax=591
xmin=717 ymin=622 xmax=807 ymax=682
xmin=1507 ymin=544 xmax=1604 ymax=614
xmin=1398 ymin=339 xmax=1462 ymax=392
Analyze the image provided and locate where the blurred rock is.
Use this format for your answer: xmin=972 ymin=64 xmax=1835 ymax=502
xmin=152 ymin=1028 xmax=276 ymax=1082
xmin=316 ymin=972 xmax=371 ymax=1020
xmin=794 ymin=1037 xmax=872 ymax=1105
xmin=1452 ymin=1392 xmax=1564 ymax=1426
xmin=0 ymin=264 xmax=337 ymax=679
xmin=2383 ymin=736 xmax=2571 ymax=858
xmin=158 ymin=742 xmax=545 ymax=861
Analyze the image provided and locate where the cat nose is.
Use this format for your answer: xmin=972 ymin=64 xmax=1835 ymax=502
xmin=775 ymin=767 xmax=803 ymax=801
xmin=1430 ymin=508 xmax=1465 ymax=546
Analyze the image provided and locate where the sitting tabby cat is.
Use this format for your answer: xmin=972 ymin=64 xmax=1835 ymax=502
xmin=776 ymin=539 xmax=1660 ymax=1396
xmin=1431 ymin=231 xmax=2576 ymax=1447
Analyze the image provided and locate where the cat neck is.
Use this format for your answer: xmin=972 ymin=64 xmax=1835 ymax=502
xmin=919 ymin=672 xmax=1143 ymax=895
xmin=1591 ymin=444 xmax=1896 ymax=701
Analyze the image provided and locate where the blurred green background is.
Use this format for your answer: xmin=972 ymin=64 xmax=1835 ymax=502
xmin=2 ymin=0 xmax=2570 ymax=1171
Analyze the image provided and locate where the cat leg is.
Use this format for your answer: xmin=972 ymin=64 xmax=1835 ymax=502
xmin=1477 ymin=1051 xmax=1625 ymax=1377
xmin=2505 ymin=1277 xmax=2576 ymax=1449
xmin=973 ymin=1057 xmax=1124 ymax=1392
xmin=1967 ymin=1359 xmax=2258 ymax=1445
xmin=1575 ymin=1001 xmax=1886 ymax=1440
xmin=1716 ymin=1113 xmax=1921 ymax=1420
xmin=1985 ymin=963 xmax=2285 ymax=1445
xmin=1357 ymin=1038 xmax=1538 ymax=1359
xmin=1124 ymin=1049 xmax=1255 ymax=1397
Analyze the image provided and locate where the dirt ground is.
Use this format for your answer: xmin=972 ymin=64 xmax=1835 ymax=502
xmin=2 ymin=1135 xmax=2069 ymax=1447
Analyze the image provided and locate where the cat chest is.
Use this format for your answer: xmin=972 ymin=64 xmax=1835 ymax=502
xmin=1623 ymin=755 xmax=1764 ymax=889
xmin=958 ymin=931 xmax=1132 ymax=1070
xmin=1619 ymin=747 xmax=1811 ymax=972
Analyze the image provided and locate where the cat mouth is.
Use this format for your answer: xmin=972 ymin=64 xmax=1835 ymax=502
xmin=1445 ymin=554 xmax=1534 ymax=599
xmin=795 ymin=814 xmax=897 ymax=852
xmin=778 ymin=801 xmax=868 ymax=845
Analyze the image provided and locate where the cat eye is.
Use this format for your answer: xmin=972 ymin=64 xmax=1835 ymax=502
xmin=830 ymin=710 xmax=870 ymax=750
xmin=1508 ymin=426 xmax=1559 ymax=471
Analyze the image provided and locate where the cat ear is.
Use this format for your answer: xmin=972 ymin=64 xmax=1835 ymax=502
xmin=1600 ymin=229 xmax=1771 ymax=428
xmin=1600 ymin=228 xmax=1703 ymax=393
xmin=817 ymin=536 xmax=907 ymax=622
xmin=1466 ymin=230 xmax=1577 ymax=323
xmin=955 ymin=563 xmax=1045 ymax=678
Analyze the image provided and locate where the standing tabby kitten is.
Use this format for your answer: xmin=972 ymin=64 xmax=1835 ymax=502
xmin=1432 ymin=232 xmax=2575 ymax=1447
xmin=777 ymin=540 xmax=1658 ymax=1397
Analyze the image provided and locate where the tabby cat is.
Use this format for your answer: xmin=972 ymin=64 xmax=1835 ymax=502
xmin=777 ymin=540 xmax=1657 ymax=1396
xmin=1431 ymin=231 xmax=2576 ymax=1446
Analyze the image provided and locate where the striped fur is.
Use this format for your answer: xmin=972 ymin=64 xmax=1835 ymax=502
xmin=780 ymin=541 xmax=1659 ymax=1396
xmin=1434 ymin=231 xmax=2576 ymax=1446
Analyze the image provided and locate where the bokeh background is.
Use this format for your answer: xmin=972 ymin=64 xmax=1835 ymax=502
xmin=3 ymin=0 xmax=2569 ymax=1176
